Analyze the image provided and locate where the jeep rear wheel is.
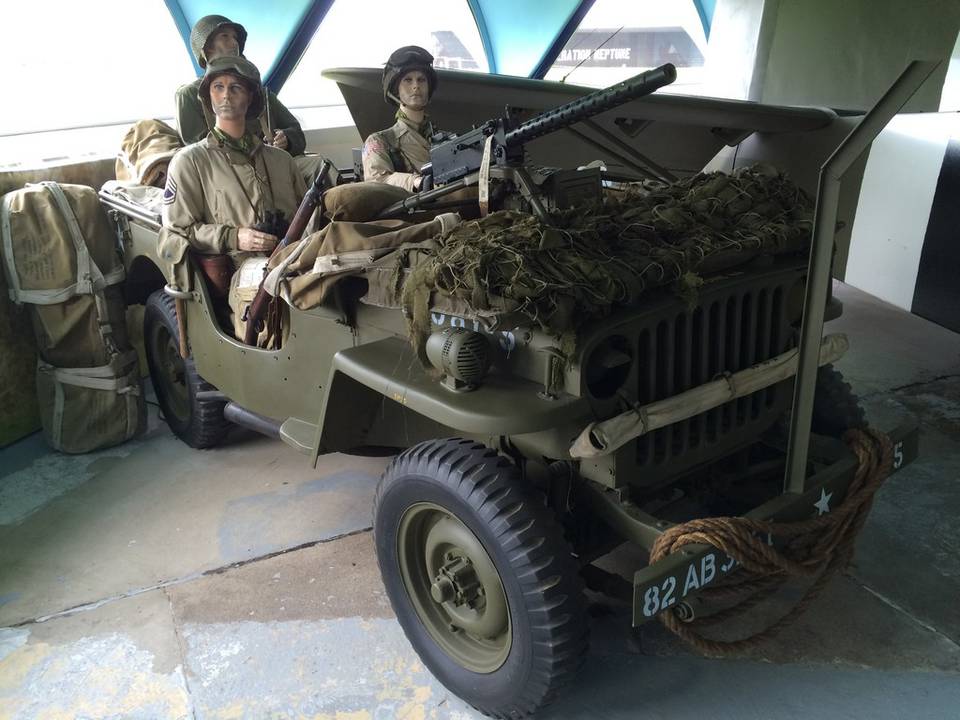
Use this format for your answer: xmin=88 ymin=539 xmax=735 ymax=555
xmin=144 ymin=290 xmax=230 ymax=448
xmin=373 ymin=438 xmax=588 ymax=718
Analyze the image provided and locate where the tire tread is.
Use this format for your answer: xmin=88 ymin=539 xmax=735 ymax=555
xmin=373 ymin=438 xmax=588 ymax=718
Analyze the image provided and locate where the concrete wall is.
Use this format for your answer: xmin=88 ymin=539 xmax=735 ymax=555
xmin=704 ymin=1 xmax=960 ymax=109
xmin=758 ymin=0 xmax=960 ymax=111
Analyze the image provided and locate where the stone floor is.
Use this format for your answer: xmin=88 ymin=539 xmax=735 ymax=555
xmin=1 ymin=282 xmax=959 ymax=719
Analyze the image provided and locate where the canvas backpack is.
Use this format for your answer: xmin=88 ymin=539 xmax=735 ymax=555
xmin=0 ymin=182 xmax=145 ymax=452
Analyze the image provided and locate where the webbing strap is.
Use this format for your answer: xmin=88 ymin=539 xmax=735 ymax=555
xmin=1 ymin=193 xmax=23 ymax=302
xmin=40 ymin=182 xmax=122 ymax=353
xmin=10 ymin=266 xmax=126 ymax=305
xmin=52 ymin=378 xmax=65 ymax=448
xmin=41 ymin=350 xmax=140 ymax=449
xmin=39 ymin=350 xmax=140 ymax=391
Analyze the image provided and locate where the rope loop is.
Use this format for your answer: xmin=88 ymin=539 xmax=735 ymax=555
xmin=649 ymin=427 xmax=893 ymax=655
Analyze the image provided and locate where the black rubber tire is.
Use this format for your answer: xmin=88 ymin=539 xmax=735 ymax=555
xmin=373 ymin=438 xmax=588 ymax=718
xmin=812 ymin=364 xmax=867 ymax=438
xmin=144 ymin=289 xmax=230 ymax=448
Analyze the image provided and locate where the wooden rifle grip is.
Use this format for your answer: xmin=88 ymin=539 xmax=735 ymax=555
xmin=241 ymin=161 xmax=330 ymax=346
xmin=242 ymin=289 xmax=270 ymax=346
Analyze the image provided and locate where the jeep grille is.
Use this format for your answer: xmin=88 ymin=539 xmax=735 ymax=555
xmin=632 ymin=280 xmax=795 ymax=479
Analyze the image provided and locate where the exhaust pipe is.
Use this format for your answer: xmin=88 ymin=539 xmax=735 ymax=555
xmin=223 ymin=402 xmax=282 ymax=439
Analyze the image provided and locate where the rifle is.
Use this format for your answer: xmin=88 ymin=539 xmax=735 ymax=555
xmin=242 ymin=159 xmax=332 ymax=346
xmin=378 ymin=63 xmax=677 ymax=218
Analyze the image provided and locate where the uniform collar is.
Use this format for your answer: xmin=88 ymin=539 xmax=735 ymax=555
xmin=394 ymin=111 xmax=432 ymax=139
xmin=206 ymin=129 xmax=261 ymax=159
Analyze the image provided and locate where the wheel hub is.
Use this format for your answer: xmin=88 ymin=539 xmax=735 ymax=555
xmin=397 ymin=502 xmax=512 ymax=673
xmin=149 ymin=319 xmax=190 ymax=422
xmin=431 ymin=555 xmax=482 ymax=608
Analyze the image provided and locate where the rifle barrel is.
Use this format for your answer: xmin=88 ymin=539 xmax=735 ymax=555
xmin=505 ymin=63 xmax=676 ymax=147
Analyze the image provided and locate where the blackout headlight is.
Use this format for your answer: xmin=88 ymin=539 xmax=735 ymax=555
xmin=584 ymin=335 xmax=633 ymax=399
xmin=426 ymin=327 xmax=492 ymax=391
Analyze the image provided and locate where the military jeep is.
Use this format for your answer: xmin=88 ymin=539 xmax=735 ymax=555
xmin=100 ymin=64 xmax=922 ymax=718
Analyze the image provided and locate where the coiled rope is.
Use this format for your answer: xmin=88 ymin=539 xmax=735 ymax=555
xmin=649 ymin=427 xmax=893 ymax=656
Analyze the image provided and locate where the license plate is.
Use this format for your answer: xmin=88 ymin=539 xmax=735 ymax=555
xmin=632 ymin=423 xmax=919 ymax=625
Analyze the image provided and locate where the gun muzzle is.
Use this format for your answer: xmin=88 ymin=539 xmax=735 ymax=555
xmin=505 ymin=63 xmax=677 ymax=147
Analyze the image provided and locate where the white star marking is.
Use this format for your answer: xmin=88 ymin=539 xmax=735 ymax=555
xmin=814 ymin=488 xmax=833 ymax=515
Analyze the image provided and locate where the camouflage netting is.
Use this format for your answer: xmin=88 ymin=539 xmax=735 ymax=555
xmin=401 ymin=165 xmax=813 ymax=356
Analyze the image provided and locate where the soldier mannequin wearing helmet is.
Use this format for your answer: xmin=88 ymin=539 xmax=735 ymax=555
xmin=160 ymin=56 xmax=306 ymax=274
xmin=362 ymin=46 xmax=440 ymax=192
xmin=174 ymin=15 xmax=306 ymax=158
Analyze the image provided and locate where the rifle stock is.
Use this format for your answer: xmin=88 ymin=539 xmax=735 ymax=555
xmin=242 ymin=159 xmax=331 ymax=346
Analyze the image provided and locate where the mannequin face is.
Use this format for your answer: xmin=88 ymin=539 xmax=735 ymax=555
xmin=397 ymin=70 xmax=430 ymax=111
xmin=210 ymin=73 xmax=251 ymax=122
xmin=206 ymin=28 xmax=240 ymax=61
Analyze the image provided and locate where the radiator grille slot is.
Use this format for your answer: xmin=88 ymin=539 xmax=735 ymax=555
xmin=635 ymin=283 xmax=791 ymax=467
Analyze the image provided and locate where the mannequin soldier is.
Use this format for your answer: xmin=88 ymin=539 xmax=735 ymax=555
xmin=362 ymin=46 xmax=440 ymax=192
xmin=159 ymin=56 xmax=306 ymax=273
xmin=175 ymin=15 xmax=306 ymax=158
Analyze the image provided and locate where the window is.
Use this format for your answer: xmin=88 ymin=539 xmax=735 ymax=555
xmin=280 ymin=0 xmax=487 ymax=120
xmin=0 ymin=1 xmax=193 ymax=166
xmin=0 ymin=1 xmax=193 ymax=135
xmin=543 ymin=0 xmax=708 ymax=94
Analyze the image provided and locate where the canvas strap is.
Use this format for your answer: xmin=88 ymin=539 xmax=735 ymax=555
xmin=478 ymin=134 xmax=493 ymax=217
xmin=40 ymin=182 xmax=124 ymax=353
xmin=39 ymin=350 xmax=140 ymax=448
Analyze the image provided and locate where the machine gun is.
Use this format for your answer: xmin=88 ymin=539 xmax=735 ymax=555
xmin=378 ymin=63 xmax=677 ymax=219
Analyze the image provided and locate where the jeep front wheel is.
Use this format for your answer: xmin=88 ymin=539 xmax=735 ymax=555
xmin=373 ymin=438 xmax=588 ymax=718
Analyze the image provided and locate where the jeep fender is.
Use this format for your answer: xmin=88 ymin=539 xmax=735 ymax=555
xmin=312 ymin=336 xmax=588 ymax=463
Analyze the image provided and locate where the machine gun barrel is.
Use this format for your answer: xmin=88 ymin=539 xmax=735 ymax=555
xmin=504 ymin=63 xmax=676 ymax=147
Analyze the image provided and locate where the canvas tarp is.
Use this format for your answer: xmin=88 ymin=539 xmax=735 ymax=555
xmin=116 ymin=119 xmax=183 ymax=187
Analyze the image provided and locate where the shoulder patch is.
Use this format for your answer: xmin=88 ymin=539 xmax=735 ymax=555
xmin=162 ymin=175 xmax=178 ymax=205
xmin=363 ymin=136 xmax=386 ymax=159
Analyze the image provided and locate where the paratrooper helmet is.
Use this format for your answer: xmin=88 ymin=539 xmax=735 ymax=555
xmin=190 ymin=14 xmax=248 ymax=68
xmin=382 ymin=45 xmax=439 ymax=106
xmin=198 ymin=56 xmax=264 ymax=120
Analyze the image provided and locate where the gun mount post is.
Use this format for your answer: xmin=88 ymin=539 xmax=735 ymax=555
xmin=784 ymin=60 xmax=939 ymax=494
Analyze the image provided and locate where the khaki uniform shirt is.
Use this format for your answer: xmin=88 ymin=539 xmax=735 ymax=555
xmin=175 ymin=78 xmax=307 ymax=157
xmin=362 ymin=117 xmax=432 ymax=192
xmin=158 ymin=133 xmax=307 ymax=271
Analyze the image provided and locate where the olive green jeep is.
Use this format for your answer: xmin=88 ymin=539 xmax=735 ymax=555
xmin=99 ymin=63 xmax=925 ymax=719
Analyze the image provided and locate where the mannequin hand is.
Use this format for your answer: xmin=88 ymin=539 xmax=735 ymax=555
xmin=237 ymin=227 xmax=278 ymax=252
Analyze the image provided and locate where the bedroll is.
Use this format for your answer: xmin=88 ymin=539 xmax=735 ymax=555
xmin=1 ymin=182 xmax=145 ymax=453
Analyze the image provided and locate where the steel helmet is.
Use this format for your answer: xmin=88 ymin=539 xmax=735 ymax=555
xmin=198 ymin=56 xmax=264 ymax=120
xmin=382 ymin=45 xmax=439 ymax=106
xmin=190 ymin=14 xmax=248 ymax=69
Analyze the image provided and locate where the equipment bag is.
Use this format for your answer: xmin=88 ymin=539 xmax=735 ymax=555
xmin=0 ymin=182 xmax=145 ymax=453
xmin=228 ymin=256 xmax=285 ymax=349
